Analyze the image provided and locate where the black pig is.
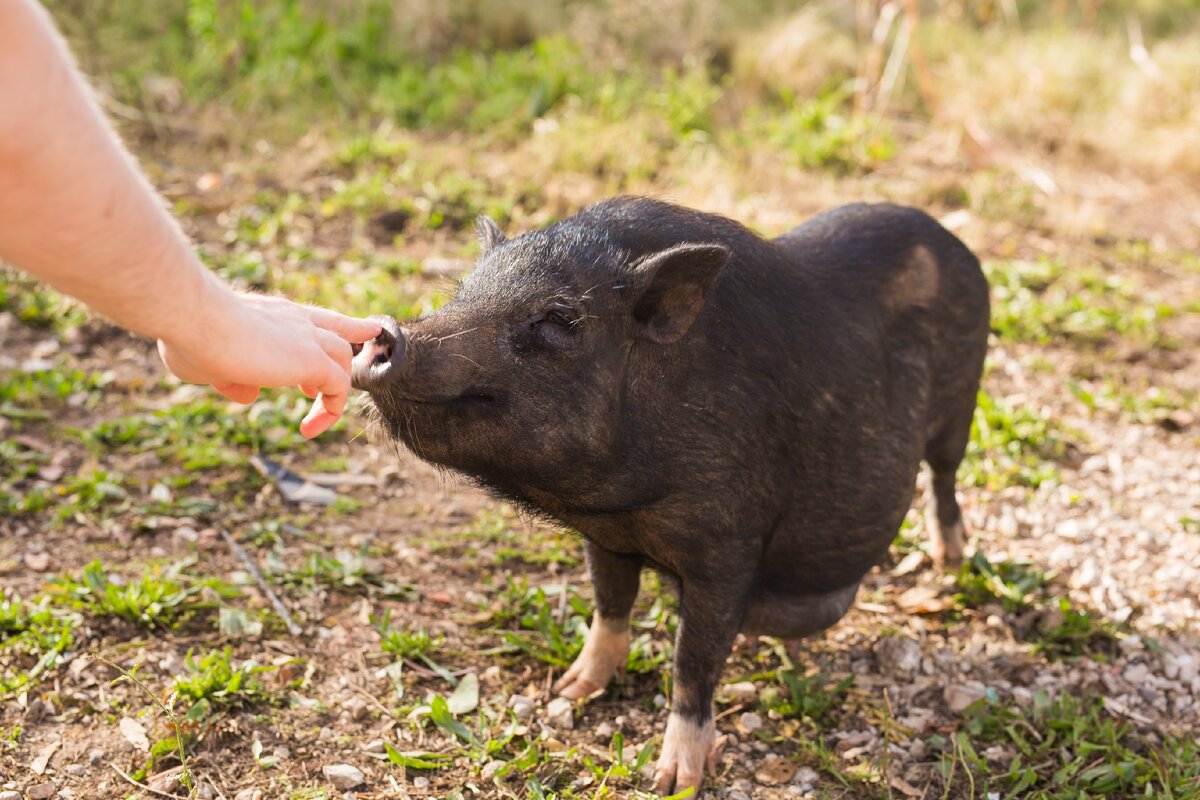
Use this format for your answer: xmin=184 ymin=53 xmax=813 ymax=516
xmin=352 ymin=197 xmax=989 ymax=795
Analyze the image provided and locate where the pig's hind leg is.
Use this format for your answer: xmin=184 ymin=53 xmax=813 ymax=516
xmin=923 ymin=415 xmax=973 ymax=569
xmin=554 ymin=543 xmax=642 ymax=700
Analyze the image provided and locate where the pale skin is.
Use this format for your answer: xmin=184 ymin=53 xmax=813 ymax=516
xmin=0 ymin=0 xmax=381 ymax=438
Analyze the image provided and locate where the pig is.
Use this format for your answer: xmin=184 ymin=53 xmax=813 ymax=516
xmin=352 ymin=196 xmax=989 ymax=796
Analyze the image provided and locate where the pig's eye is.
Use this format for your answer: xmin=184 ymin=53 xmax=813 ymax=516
xmin=541 ymin=304 xmax=579 ymax=328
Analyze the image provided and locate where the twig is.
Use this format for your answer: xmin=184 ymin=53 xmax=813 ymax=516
xmin=219 ymin=528 xmax=302 ymax=636
xmin=109 ymin=763 xmax=189 ymax=800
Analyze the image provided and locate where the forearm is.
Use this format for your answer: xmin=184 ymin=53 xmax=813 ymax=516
xmin=0 ymin=0 xmax=228 ymax=341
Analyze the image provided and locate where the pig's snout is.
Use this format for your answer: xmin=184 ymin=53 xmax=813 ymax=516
xmin=351 ymin=316 xmax=407 ymax=390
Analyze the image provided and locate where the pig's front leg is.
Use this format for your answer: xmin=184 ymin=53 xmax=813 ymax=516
xmin=554 ymin=543 xmax=642 ymax=700
xmin=655 ymin=577 xmax=746 ymax=796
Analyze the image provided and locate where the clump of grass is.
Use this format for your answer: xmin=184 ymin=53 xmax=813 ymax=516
xmin=0 ymin=594 xmax=76 ymax=695
xmin=277 ymin=548 xmax=413 ymax=599
xmin=962 ymin=389 xmax=1069 ymax=490
xmin=84 ymin=395 xmax=310 ymax=469
xmin=174 ymin=646 xmax=279 ymax=722
xmin=487 ymin=577 xmax=589 ymax=668
xmin=947 ymin=691 xmax=1200 ymax=798
xmin=759 ymin=667 xmax=854 ymax=726
xmin=987 ymin=259 xmax=1177 ymax=348
xmin=954 ymin=553 xmax=1119 ymax=659
xmin=46 ymin=560 xmax=234 ymax=631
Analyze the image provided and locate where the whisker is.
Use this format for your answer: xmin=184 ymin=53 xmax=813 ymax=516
xmin=450 ymin=353 xmax=483 ymax=369
xmin=435 ymin=327 xmax=479 ymax=343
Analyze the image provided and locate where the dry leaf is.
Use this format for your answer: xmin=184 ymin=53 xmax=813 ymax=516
xmin=30 ymin=740 xmax=59 ymax=775
xmin=897 ymin=585 xmax=949 ymax=613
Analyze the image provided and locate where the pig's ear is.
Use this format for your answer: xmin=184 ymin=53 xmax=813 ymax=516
xmin=476 ymin=216 xmax=507 ymax=256
xmin=629 ymin=243 xmax=729 ymax=344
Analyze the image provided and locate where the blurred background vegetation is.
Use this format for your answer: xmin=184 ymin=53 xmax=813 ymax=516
xmin=49 ymin=0 xmax=1200 ymax=178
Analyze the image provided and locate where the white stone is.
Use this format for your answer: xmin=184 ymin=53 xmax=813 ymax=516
xmin=321 ymin=764 xmax=364 ymax=791
xmin=738 ymin=712 xmax=763 ymax=732
xmin=545 ymin=696 xmax=575 ymax=730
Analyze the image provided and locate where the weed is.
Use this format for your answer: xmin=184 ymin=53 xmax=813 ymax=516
xmin=93 ymin=655 xmax=194 ymax=796
xmin=278 ymin=548 xmax=413 ymax=599
xmin=955 ymin=552 xmax=1048 ymax=612
xmin=948 ymin=691 xmax=1200 ymax=798
xmin=375 ymin=616 xmax=443 ymax=660
xmin=47 ymin=560 xmax=234 ymax=630
xmin=0 ymin=594 xmax=76 ymax=695
xmin=761 ymin=667 xmax=855 ymax=726
xmin=955 ymin=553 xmax=1119 ymax=659
xmin=962 ymin=389 xmax=1068 ymax=490
xmin=488 ymin=577 xmax=588 ymax=668
xmin=174 ymin=646 xmax=279 ymax=722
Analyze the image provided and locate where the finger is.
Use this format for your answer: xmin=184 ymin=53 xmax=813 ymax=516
xmin=299 ymin=358 xmax=350 ymax=439
xmin=306 ymin=306 xmax=383 ymax=342
xmin=213 ymin=382 xmax=261 ymax=404
xmin=299 ymin=397 xmax=339 ymax=439
xmin=299 ymin=385 xmax=319 ymax=399
xmin=316 ymin=329 xmax=354 ymax=376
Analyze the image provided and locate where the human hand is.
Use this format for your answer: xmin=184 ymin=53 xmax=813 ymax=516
xmin=157 ymin=288 xmax=382 ymax=438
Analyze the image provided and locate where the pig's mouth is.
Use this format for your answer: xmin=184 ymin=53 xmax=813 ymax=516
xmin=403 ymin=389 xmax=501 ymax=407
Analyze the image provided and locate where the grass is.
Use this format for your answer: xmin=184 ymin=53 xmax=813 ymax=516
xmin=2 ymin=1 xmax=1197 ymax=796
xmin=46 ymin=559 xmax=235 ymax=631
xmin=987 ymin=259 xmax=1179 ymax=349
xmin=948 ymin=692 xmax=1200 ymax=799
xmin=174 ymin=646 xmax=280 ymax=722
xmin=962 ymin=389 xmax=1069 ymax=490
xmin=954 ymin=552 xmax=1120 ymax=660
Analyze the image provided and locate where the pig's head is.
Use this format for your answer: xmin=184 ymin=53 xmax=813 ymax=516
xmin=351 ymin=197 xmax=731 ymax=509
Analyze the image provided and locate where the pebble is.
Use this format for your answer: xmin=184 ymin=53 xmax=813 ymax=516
xmin=88 ymin=747 xmax=108 ymax=764
xmin=793 ymin=765 xmax=820 ymax=789
xmin=944 ymin=682 xmax=988 ymax=712
xmin=594 ymin=721 xmax=615 ymax=741
xmin=362 ymin=739 xmax=387 ymax=754
xmin=196 ymin=781 xmax=217 ymax=799
xmin=64 ymin=764 xmax=86 ymax=776
xmin=27 ymin=784 xmax=56 ymax=800
xmin=722 ymin=681 xmax=759 ymax=704
xmin=0 ymin=791 xmax=20 ymax=800
xmin=322 ymin=764 xmax=365 ymax=791
xmin=413 ymin=776 xmax=431 ymax=789
xmin=738 ymin=712 xmax=763 ymax=732
xmin=233 ymin=790 xmax=262 ymax=800
xmin=509 ymin=694 xmax=534 ymax=720
xmin=874 ymin=635 xmax=922 ymax=676
xmin=481 ymin=760 xmax=505 ymax=780
xmin=545 ymin=696 xmax=575 ymax=730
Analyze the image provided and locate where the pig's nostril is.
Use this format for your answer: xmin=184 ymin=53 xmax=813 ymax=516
xmin=371 ymin=342 xmax=393 ymax=366
xmin=350 ymin=342 xmax=363 ymax=357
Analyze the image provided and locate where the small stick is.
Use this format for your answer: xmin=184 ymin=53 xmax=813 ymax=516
xmin=219 ymin=528 xmax=302 ymax=637
xmin=110 ymin=763 xmax=189 ymax=800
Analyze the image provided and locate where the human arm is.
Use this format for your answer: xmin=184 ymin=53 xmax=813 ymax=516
xmin=0 ymin=0 xmax=380 ymax=437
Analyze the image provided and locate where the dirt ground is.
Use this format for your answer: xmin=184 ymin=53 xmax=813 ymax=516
xmin=1 ymin=118 xmax=1199 ymax=800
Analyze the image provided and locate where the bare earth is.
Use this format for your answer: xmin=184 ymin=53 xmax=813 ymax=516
xmin=1 ymin=130 xmax=1198 ymax=800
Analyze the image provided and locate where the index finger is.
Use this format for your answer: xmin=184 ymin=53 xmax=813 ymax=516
xmin=306 ymin=306 xmax=383 ymax=343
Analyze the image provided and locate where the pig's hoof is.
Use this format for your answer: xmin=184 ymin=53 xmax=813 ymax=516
xmin=928 ymin=517 xmax=966 ymax=571
xmin=653 ymin=713 xmax=725 ymax=797
xmin=552 ymin=619 xmax=629 ymax=700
